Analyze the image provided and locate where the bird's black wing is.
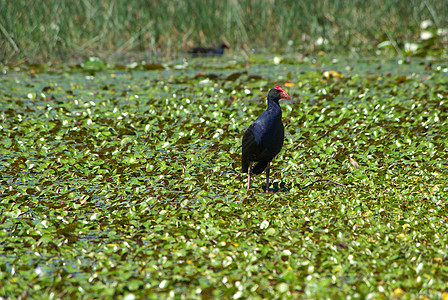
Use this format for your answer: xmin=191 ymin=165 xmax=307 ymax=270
xmin=190 ymin=47 xmax=218 ymax=57
xmin=241 ymin=123 xmax=261 ymax=173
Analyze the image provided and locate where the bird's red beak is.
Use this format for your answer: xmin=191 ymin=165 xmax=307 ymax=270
xmin=281 ymin=91 xmax=291 ymax=100
xmin=274 ymin=86 xmax=291 ymax=100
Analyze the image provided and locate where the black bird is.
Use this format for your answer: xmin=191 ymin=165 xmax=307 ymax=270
xmin=242 ymin=86 xmax=291 ymax=193
xmin=190 ymin=42 xmax=230 ymax=57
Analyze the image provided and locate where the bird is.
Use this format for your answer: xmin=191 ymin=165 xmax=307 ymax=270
xmin=190 ymin=42 xmax=230 ymax=57
xmin=242 ymin=86 xmax=291 ymax=193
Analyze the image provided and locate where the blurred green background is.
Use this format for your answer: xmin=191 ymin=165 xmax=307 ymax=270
xmin=0 ymin=0 xmax=447 ymax=63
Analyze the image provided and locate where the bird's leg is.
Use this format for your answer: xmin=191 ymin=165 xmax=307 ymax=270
xmin=246 ymin=162 xmax=252 ymax=193
xmin=265 ymin=162 xmax=270 ymax=193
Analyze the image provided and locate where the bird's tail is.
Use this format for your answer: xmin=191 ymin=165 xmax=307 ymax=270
xmin=251 ymin=161 xmax=268 ymax=175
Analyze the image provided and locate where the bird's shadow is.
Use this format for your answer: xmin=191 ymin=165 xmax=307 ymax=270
xmin=260 ymin=180 xmax=345 ymax=193
xmin=260 ymin=182 xmax=297 ymax=193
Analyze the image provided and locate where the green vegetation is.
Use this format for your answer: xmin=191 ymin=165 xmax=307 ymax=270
xmin=1 ymin=0 xmax=447 ymax=63
xmin=1 ymin=1 xmax=448 ymax=298
xmin=1 ymin=56 xmax=447 ymax=298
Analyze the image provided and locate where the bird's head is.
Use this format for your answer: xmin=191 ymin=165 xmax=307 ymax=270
xmin=268 ymin=86 xmax=291 ymax=103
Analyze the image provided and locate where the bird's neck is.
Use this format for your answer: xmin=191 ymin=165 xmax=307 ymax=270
xmin=267 ymin=100 xmax=281 ymax=112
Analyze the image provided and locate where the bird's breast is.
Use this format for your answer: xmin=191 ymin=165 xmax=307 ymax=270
xmin=252 ymin=113 xmax=284 ymax=160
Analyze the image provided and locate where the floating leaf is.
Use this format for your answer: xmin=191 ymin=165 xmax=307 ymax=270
xmin=225 ymin=72 xmax=246 ymax=81
xmin=323 ymin=70 xmax=344 ymax=79
xmin=349 ymin=156 xmax=360 ymax=170
xmin=141 ymin=63 xmax=165 ymax=70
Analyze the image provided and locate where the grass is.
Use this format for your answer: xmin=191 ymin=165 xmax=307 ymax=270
xmin=0 ymin=0 xmax=447 ymax=63
xmin=0 ymin=56 xmax=447 ymax=298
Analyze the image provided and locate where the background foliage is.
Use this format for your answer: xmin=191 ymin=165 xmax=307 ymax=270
xmin=0 ymin=0 xmax=447 ymax=63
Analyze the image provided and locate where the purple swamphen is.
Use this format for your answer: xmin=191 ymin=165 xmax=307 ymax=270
xmin=242 ymin=86 xmax=291 ymax=193
xmin=190 ymin=42 xmax=230 ymax=57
